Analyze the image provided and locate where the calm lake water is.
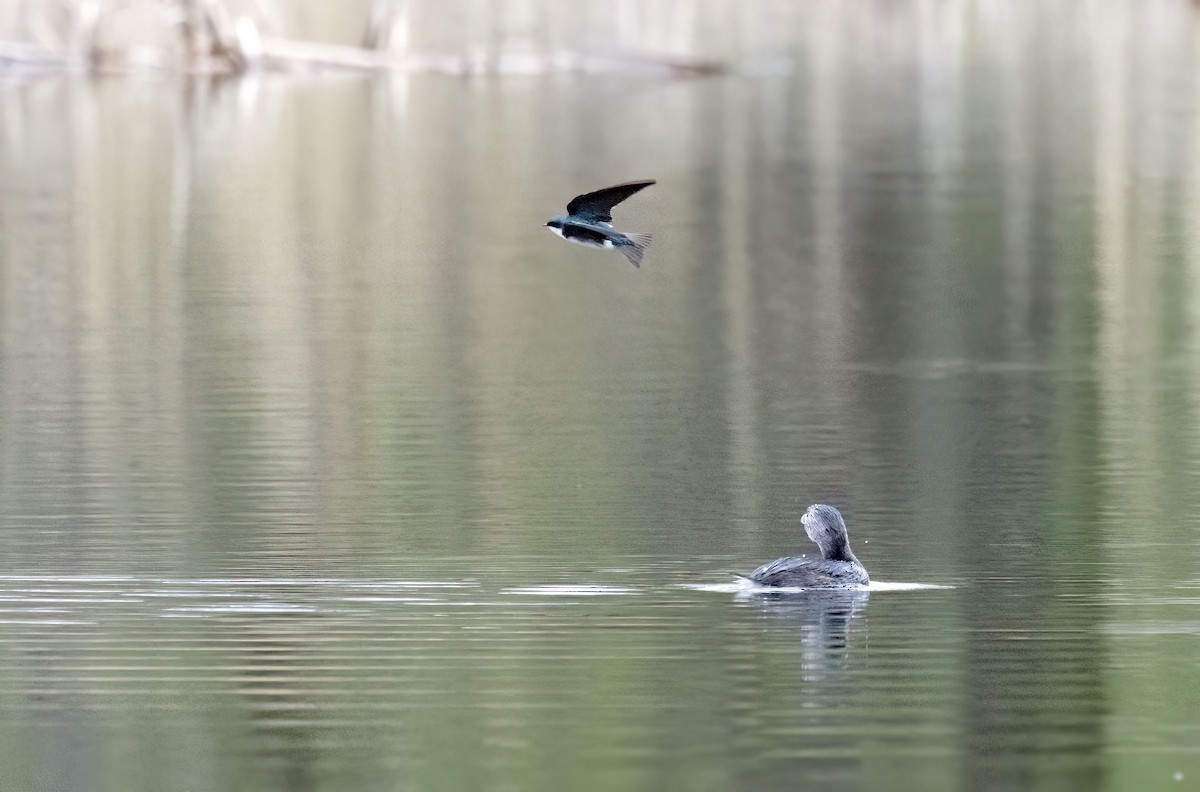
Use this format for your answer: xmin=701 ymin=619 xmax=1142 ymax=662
xmin=3 ymin=5 xmax=1200 ymax=791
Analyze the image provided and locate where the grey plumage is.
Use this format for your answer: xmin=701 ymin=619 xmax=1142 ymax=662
xmin=742 ymin=504 xmax=870 ymax=589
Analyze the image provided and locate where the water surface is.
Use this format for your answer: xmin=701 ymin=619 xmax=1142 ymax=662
xmin=3 ymin=4 xmax=1200 ymax=791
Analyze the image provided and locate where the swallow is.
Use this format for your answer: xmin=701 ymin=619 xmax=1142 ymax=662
xmin=545 ymin=180 xmax=655 ymax=267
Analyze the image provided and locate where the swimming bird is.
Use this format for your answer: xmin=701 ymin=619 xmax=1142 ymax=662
xmin=545 ymin=180 xmax=655 ymax=267
xmin=742 ymin=504 xmax=870 ymax=589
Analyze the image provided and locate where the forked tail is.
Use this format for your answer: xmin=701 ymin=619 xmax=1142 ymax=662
xmin=620 ymin=232 xmax=653 ymax=268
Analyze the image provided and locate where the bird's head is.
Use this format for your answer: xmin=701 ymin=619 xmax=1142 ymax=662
xmin=801 ymin=504 xmax=853 ymax=560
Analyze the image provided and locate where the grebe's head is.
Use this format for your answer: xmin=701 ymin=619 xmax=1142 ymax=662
xmin=801 ymin=504 xmax=853 ymax=561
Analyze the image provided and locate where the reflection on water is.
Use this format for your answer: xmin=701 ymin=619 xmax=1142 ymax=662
xmin=743 ymin=589 xmax=869 ymax=673
xmin=3 ymin=2 xmax=1200 ymax=791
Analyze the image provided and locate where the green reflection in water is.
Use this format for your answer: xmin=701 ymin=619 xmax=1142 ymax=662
xmin=3 ymin=3 xmax=1200 ymax=792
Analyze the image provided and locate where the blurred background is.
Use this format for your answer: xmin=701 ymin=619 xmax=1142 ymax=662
xmin=0 ymin=0 xmax=799 ymax=74
xmin=2 ymin=2 xmax=1200 ymax=792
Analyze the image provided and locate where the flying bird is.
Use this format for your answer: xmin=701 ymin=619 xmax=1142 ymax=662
xmin=545 ymin=180 xmax=655 ymax=268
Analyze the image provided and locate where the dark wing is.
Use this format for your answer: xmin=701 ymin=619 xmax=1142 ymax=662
xmin=566 ymin=180 xmax=655 ymax=223
xmin=746 ymin=556 xmax=866 ymax=588
xmin=765 ymin=565 xmax=850 ymax=588
xmin=747 ymin=555 xmax=813 ymax=581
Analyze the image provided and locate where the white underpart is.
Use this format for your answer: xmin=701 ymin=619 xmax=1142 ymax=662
xmin=547 ymin=224 xmax=618 ymax=251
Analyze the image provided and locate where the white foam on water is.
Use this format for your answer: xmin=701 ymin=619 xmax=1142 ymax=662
xmin=163 ymin=602 xmax=317 ymax=614
xmin=0 ymin=576 xmax=135 ymax=583
xmin=868 ymin=581 xmax=954 ymax=591
xmin=680 ymin=580 xmax=847 ymax=595
xmin=156 ymin=578 xmax=478 ymax=589
xmin=339 ymin=596 xmax=442 ymax=603
xmin=504 ymin=585 xmax=639 ymax=597
xmin=348 ymin=582 xmax=477 ymax=589
xmin=680 ymin=582 xmax=755 ymax=594
xmin=681 ymin=580 xmax=952 ymax=594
